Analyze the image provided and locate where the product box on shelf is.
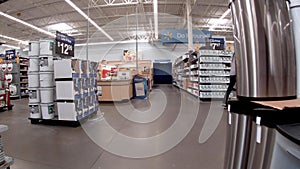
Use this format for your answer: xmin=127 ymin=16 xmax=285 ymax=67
xmin=88 ymin=61 xmax=98 ymax=75
xmin=182 ymin=78 xmax=188 ymax=90
xmin=54 ymin=59 xmax=80 ymax=79
xmin=55 ymin=81 xmax=81 ymax=100
xmin=81 ymin=60 xmax=88 ymax=78
xmin=57 ymin=102 xmax=79 ymax=121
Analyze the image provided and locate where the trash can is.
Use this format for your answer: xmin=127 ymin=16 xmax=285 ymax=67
xmin=133 ymin=75 xmax=148 ymax=99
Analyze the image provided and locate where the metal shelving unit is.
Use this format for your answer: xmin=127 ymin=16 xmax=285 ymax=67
xmin=19 ymin=58 xmax=29 ymax=98
xmin=172 ymin=50 xmax=233 ymax=100
xmin=198 ymin=50 xmax=233 ymax=100
xmin=0 ymin=125 xmax=13 ymax=169
xmin=0 ymin=60 xmax=20 ymax=99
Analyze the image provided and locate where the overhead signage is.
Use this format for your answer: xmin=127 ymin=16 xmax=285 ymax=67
xmin=209 ymin=38 xmax=225 ymax=50
xmin=55 ymin=31 xmax=75 ymax=57
xmin=161 ymin=30 xmax=212 ymax=43
xmin=5 ymin=49 xmax=16 ymax=60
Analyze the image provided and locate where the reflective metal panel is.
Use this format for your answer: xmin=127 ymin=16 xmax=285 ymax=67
xmin=230 ymin=0 xmax=296 ymax=99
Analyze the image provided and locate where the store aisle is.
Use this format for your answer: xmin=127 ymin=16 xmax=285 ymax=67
xmin=0 ymin=85 xmax=227 ymax=169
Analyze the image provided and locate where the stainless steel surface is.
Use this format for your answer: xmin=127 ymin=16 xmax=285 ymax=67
xmin=290 ymin=1 xmax=300 ymax=98
xmin=224 ymin=112 xmax=239 ymax=169
xmin=230 ymin=0 xmax=296 ymax=99
xmin=246 ymin=122 xmax=276 ymax=169
xmin=233 ymin=114 xmax=252 ymax=169
xmin=270 ymin=131 xmax=300 ymax=169
xmin=224 ymin=112 xmax=252 ymax=169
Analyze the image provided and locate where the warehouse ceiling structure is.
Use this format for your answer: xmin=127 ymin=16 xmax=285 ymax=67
xmin=0 ymin=0 xmax=232 ymax=48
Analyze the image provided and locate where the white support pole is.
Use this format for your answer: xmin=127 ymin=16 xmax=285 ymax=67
xmin=153 ymin=0 xmax=158 ymax=39
xmin=187 ymin=0 xmax=193 ymax=51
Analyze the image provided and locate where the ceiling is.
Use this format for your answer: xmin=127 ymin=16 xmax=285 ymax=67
xmin=0 ymin=0 xmax=232 ymax=48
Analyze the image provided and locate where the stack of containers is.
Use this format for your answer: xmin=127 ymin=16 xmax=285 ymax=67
xmin=28 ymin=41 xmax=41 ymax=119
xmin=39 ymin=39 xmax=55 ymax=120
xmin=28 ymin=39 xmax=55 ymax=120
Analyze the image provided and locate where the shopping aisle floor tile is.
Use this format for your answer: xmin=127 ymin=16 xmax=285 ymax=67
xmin=0 ymin=85 xmax=228 ymax=169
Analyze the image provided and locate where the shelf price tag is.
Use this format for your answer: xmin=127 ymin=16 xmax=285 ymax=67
xmin=55 ymin=31 xmax=75 ymax=57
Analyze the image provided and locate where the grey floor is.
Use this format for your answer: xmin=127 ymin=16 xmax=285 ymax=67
xmin=0 ymin=85 xmax=228 ymax=169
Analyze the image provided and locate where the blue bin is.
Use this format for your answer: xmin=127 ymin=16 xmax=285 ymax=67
xmin=133 ymin=75 xmax=148 ymax=99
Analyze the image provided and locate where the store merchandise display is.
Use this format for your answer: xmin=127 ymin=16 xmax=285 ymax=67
xmin=19 ymin=57 xmax=29 ymax=97
xmin=97 ymin=60 xmax=152 ymax=102
xmin=0 ymin=60 xmax=20 ymax=99
xmin=28 ymin=39 xmax=56 ymax=120
xmin=0 ymin=125 xmax=13 ymax=168
xmin=55 ymin=59 xmax=98 ymax=121
xmin=173 ymin=50 xmax=233 ymax=100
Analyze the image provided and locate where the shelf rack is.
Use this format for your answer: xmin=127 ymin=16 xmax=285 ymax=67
xmin=173 ymin=50 xmax=233 ymax=100
xmin=19 ymin=58 xmax=29 ymax=98
xmin=0 ymin=125 xmax=14 ymax=169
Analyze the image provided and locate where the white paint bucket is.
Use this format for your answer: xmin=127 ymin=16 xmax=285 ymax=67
xmin=28 ymin=57 xmax=39 ymax=72
xmin=29 ymin=103 xmax=41 ymax=119
xmin=6 ymin=61 xmax=13 ymax=72
xmin=39 ymin=56 xmax=54 ymax=72
xmin=28 ymin=88 xmax=40 ymax=103
xmin=29 ymin=41 xmax=39 ymax=56
xmin=5 ymin=74 xmax=13 ymax=84
xmin=40 ymin=87 xmax=54 ymax=103
xmin=28 ymin=72 xmax=39 ymax=88
xmin=40 ymin=103 xmax=55 ymax=119
xmin=39 ymin=72 xmax=54 ymax=87
xmin=39 ymin=39 xmax=54 ymax=55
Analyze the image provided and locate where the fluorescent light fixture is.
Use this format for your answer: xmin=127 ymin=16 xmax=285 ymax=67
xmin=209 ymin=9 xmax=231 ymax=30
xmin=48 ymin=23 xmax=73 ymax=31
xmin=48 ymin=23 xmax=78 ymax=35
xmin=0 ymin=34 xmax=28 ymax=45
xmin=220 ymin=9 xmax=231 ymax=20
xmin=23 ymin=47 xmax=29 ymax=51
xmin=1 ymin=44 xmax=20 ymax=49
xmin=75 ymin=39 xmax=148 ymax=47
xmin=208 ymin=18 xmax=230 ymax=25
xmin=64 ymin=0 xmax=114 ymax=41
xmin=0 ymin=11 xmax=55 ymax=37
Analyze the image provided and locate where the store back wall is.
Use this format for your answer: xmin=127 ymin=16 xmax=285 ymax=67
xmin=75 ymin=42 xmax=189 ymax=62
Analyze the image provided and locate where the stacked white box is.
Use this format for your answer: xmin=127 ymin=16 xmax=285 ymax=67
xmin=55 ymin=59 xmax=98 ymax=121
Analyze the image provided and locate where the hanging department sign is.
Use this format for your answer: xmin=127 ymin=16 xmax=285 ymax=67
xmin=161 ymin=30 xmax=212 ymax=43
xmin=55 ymin=31 xmax=75 ymax=57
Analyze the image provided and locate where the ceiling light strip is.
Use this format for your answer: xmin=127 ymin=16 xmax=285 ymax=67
xmin=1 ymin=44 xmax=20 ymax=49
xmin=65 ymin=0 xmax=114 ymax=41
xmin=0 ymin=34 xmax=28 ymax=45
xmin=75 ymin=39 xmax=148 ymax=46
xmin=0 ymin=11 xmax=55 ymax=38
xmin=209 ymin=9 xmax=231 ymax=30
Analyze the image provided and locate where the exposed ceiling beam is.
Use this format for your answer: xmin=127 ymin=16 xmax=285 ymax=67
xmin=0 ymin=11 xmax=56 ymax=37
xmin=64 ymin=0 xmax=113 ymax=41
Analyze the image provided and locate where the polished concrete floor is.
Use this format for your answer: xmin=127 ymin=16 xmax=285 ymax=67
xmin=0 ymin=85 xmax=228 ymax=169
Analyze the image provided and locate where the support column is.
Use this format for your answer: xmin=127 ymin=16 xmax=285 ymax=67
xmin=187 ymin=0 xmax=193 ymax=51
